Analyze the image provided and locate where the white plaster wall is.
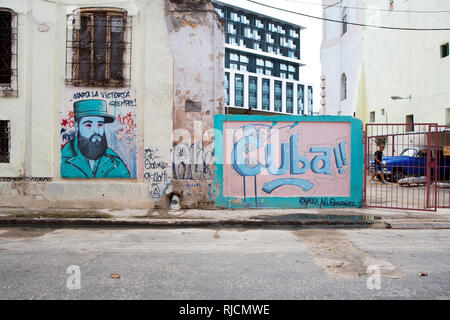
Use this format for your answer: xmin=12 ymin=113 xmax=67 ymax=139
xmin=0 ymin=0 xmax=27 ymax=177
xmin=321 ymin=0 xmax=450 ymax=124
xmin=0 ymin=0 xmax=175 ymax=208
xmin=362 ymin=0 xmax=450 ymax=125
xmin=320 ymin=0 xmax=361 ymax=116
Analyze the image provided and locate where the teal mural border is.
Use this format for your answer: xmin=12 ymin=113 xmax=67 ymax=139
xmin=213 ymin=114 xmax=364 ymax=208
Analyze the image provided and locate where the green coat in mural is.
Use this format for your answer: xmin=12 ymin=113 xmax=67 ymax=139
xmin=61 ymin=99 xmax=130 ymax=178
xmin=61 ymin=137 xmax=130 ymax=178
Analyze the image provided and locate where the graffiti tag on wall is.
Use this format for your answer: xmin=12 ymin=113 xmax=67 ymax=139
xmin=0 ymin=177 xmax=52 ymax=182
xmin=61 ymin=89 xmax=137 ymax=178
xmin=173 ymin=142 xmax=214 ymax=180
xmin=144 ymin=147 xmax=170 ymax=199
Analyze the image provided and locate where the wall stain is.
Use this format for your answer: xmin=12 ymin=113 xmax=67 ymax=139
xmin=0 ymin=227 xmax=56 ymax=239
xmin=293 ymin=230 xmax=403 ymax=280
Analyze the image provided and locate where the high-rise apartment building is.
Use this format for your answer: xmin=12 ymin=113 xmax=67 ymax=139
xmin=213 ymin=0 xmax=314 ymax=115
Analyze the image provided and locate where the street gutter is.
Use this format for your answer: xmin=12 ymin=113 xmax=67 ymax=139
xmin=0 ymin=217 xmax=378 ymax=229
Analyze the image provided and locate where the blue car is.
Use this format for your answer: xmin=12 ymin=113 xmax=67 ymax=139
xmin=373 ymin=147 xmax=450 ymax=183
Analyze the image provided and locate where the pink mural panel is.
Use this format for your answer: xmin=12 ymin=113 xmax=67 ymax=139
xmin=223 ymin=121 xmax=351 ymax=198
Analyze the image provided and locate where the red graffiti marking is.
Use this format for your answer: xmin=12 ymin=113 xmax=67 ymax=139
xmin=61 ymin=111 xmax=75 ymax=129
xmin=116 ymin=112 xmax=136 ymax=140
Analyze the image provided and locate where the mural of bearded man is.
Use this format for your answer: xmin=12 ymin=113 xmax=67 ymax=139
xmin=61 ymin=99 xmax=130 ymax=178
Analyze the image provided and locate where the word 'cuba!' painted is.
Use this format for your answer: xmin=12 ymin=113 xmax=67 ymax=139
xmin=214 ymin=115 xmax=363 ymax=208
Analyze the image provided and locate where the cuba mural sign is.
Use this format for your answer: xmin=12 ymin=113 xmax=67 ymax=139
xmin=214 ymin=115 xmax=363 ymax=208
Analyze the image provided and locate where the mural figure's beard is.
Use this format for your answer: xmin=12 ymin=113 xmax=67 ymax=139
xmin=78 ymin=133 xmax=108 ymax=160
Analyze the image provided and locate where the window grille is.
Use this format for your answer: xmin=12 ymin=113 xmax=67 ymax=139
xmin=66 ymin=8 xmax=132 ymax=87
xmin=0 ymin=9 xmax=18 ymax=96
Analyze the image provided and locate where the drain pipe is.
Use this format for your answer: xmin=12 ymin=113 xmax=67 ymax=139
xmin=170 ymin=194 xmax=181 ymax=211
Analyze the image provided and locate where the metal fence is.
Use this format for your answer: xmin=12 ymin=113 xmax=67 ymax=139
xmin=364 ymin=123 xmax=441 ymax=211
xmin=431 ymin=125 xmax=450 ymax=208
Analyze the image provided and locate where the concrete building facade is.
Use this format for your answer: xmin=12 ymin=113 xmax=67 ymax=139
xmin=320 ymin=0 xmax=450 ymax=126
xmin=212 ymin=0 xmax=315 ymax=116
xmin=0 ymin=0 xmax=224 ymax=209
xmin=320 ymin=0 xmax=362 ymax=117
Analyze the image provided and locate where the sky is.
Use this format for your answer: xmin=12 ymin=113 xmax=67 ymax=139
xmin=215 ymin=0 xmax=324 ymax=112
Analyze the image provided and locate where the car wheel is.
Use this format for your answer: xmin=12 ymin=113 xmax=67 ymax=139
xmin=392 ymin=168 xmax=404 ymax=183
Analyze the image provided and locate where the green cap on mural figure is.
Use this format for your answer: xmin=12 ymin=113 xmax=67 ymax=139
xmin=73 ymin=99 xmax=115 ymax=123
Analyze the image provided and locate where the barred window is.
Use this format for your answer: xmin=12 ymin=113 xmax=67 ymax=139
xmin=0 ymin=120 xmax=10 ymax=163
xmin=66 ymin=8 xmax=132 ymax=87
xmin=0 ymin=9 xmax=18 ymax=96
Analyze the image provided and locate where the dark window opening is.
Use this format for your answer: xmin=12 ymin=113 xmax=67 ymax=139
xmin=286 ymin=83 xmax=293 ymax=113
xmin=262 ymin=79 xmax=270 ymax=111
xmin=225 ymin=72 xmax=230 ymax=105
xmin=0 ymin=9 xmax=17 ymax=95
xmin=406 ymin=114 xmax=414 ymax=132
xmin=297 ymin=84 xmax=304 ymax=115
xmin=0 ymin=120 xmax=10 ymax=163
xmin=249 ymin=76 xmax=257 ymax=109
xmin=0 ymin=11 xmax=12 ymax=84
xmin=342 ymin=7 xmax=348 ymax=35
xmin=341 ymin=73 xmax=347 ymax=100
xmin=274 ymin=81 xmax=282 ymax=112
xmin=66 ymin=8 xmax=131 ymax=87
xmin=235 ymin=74 xmax=244 ymax=107
xmin=441 ymin=43 xmax=449 ymax=58
xmin=308 ymin=86 xmax=313 ymax=114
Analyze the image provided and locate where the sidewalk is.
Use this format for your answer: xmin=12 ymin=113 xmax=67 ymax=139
xmin=1 ymin=207 xmax=450 ymax=229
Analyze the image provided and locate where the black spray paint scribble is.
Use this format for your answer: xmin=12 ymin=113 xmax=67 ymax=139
xmin=299 ymin=197 xmax=356 ymax=208
xmin=0 ymin=177 xmax=52 ymax=182
xmin=172 ymin=142 xmax=214 ymax=180
xmin=144 ymin=147 xmax=170 ymax=199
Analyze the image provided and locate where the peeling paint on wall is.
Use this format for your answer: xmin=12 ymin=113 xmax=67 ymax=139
xmin=165 ymin=0 xmax=224 ymax=207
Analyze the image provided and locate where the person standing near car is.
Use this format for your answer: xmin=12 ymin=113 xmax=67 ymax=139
xmin=370 ymin=145 xmax=388 ymax=184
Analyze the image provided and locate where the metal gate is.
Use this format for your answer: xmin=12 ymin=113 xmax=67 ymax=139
xmin=364 ymin=123 xmax=441 ymax=211
xmin=431 ymin=125 xmax=450 ymax=208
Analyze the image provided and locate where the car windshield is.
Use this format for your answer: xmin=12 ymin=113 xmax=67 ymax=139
xmin=400 ymin=148 xmax=418 ymax=157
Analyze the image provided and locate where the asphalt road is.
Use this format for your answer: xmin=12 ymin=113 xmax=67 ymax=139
xmin=0 ymin=227 xmax=448 ymax=300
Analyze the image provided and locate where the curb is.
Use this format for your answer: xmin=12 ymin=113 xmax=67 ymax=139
xmin=386 ymin=222 xmax=450 ymax=229
xmin=0 ymin=217 xmax=377 ymax=229
xmin=1 ymin=218 xmax=449 ymax=229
